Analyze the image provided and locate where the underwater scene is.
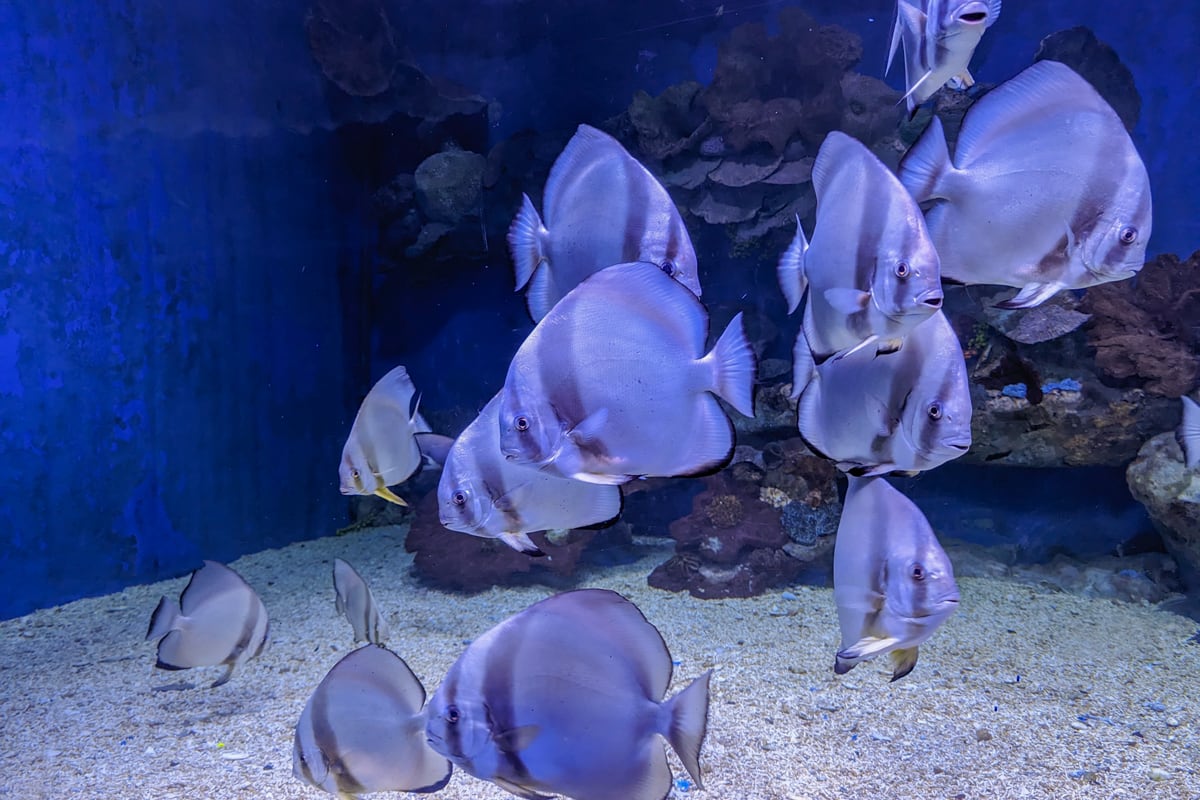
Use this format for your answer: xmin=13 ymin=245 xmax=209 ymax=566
xmin=3 ymin=0 xmax=1200 ymax=797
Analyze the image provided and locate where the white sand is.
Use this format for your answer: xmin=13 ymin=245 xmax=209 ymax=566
xmin=1 ymin=524 xmax=1197 ymax=800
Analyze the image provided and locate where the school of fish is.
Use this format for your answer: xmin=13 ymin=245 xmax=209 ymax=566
xmin=139 ymin=17 xmax=1172 ymax=799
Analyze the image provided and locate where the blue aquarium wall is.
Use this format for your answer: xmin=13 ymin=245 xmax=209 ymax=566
xmin=0 ymin=2 xmax=380 ymax=617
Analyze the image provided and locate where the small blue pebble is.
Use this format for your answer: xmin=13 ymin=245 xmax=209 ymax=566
xmin=850 ymin=734 xmax=858 ymax=741
xmin=1069 ymin=770 xmax=1086 ymax=779
xmin=781 ymin=591 xmax=798 ymax=601
xmin=1041 ymin=377 xmax=1082 ymax=393
xmin=675 ymin=778 xmax=692 ymax=792
xmin=1118 ymin=569 xmax=1140 ymax=579
xmin=1015 ymin=675 xmax=1020 ymax=683
xmin=1145 ymin=701 xmax=1166 ymax=712
xmin=1077 ymin=714 xmax=1089 ymax=722
xmin=1001 ymin=383 xmax=1027 ymax=399
xmin=672 ymin=659 xmax=682 ymax=666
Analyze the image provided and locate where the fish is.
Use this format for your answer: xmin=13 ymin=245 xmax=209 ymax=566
xmin=833 ymin=475 xmax=960 ymax=680
xmin=438 ymin=393 xmax=622 ymax=555
xmin=1178 ymin=396 xmax=1200 ymax=470
xmin=899 ymin=60 xmax=1153 ymax=309
xmin=887 ymin=0 xmax=1003 ymax=114
xmin=340 ymin=365 xmax=428 ymax=506
xmin=498 ymin=261 xmax=755 ymax=485
xmin=145 ymin=560 xmax=269 ymax=688
xmin=507 ymin=124 xmax=701 ymax=322
xmin=424 ymin=589 xmax=710 ymax=800
xmin=293 ymin=644 xmax=452 ymax=798
xmin=333 ymin=558 xmax=389 ymax=645
xmin=792 ymin=309 xmax=971 ymax=476
xmin=777 ymin=130 xmax=943 ymax=362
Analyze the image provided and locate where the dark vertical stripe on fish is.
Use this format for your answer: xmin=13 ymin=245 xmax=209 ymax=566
xmin=440 ymin=671 xmax=465 ymax=760
xmin=226 ymin=597 xmax=259 ymax=664
xmin=851 ymin=171 xmax=883 ymax=340
xmin=486 ymin=625 xmax=536 ymax=787
xmin=621 ymin=160 xmax=650 ymax=263
xmin=310 ymin=670 xmax=369 ymax=794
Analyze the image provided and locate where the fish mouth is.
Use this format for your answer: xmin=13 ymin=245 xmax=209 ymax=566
xmin=944 ymin=439 xmax=971 ymax=452
xmin=914 ymin=288 xmax=944 ymax=310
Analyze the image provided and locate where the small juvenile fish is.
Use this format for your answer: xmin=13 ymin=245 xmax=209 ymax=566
xmin=508 ymin=124 xmax=700 ymax=322
xmin=499 ymin=262 xmax=755 ymax=485
xmin=293 ymin=644 xmax=452 ymax=798
xmin=333 ymin=558 xmax=389 ymax=645
xmin=1178 ymin=396 xmax=1200 ymax=470
xmin=833 ymin=476 xmax=960 ymax=680
xmin=340 ymin=365 xmax=428 ymax=506
xmin=899 ymin=60 xmax=1152 ymax=309
xmin=888 ymin=0 xmax=1003 ymax=114
xmin=438 ymin=393 xmax=622 ymax=555
xmin=145 ymin=560 xmax=269 ymax=688
xmin=777 ymin=130 xmax=943 ymax=361
xmin=425 ymin=589 xmax=710 ymax=800
xmin=792 ymin=310 xmax=971 ymax=476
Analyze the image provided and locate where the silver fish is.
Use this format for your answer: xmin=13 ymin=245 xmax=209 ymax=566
xmin=833 ymin=476 xmax=960 ymax=680
xmin=293 ymin=644 xmax=452 ymax=798
xmin=1178 ymin=396 xmax=1200 ymax=470
xmin=499 ymin=261 xmax=755 ymax=485
xmin=439 ymin=393 xmax=622 ymax=554
xmin=792 ymin=310 xmax=971 ymax=476
xmin=145 ymin=560 xmax=269 ymax=687
xmin=425 ymin=589 xmax=710 ymax=800
xmin=888 ymin=0 xmax=1002 ymax=114
xmin=777 ymin=130 xmax=943 ymax=361
xmin=333 ymin=558 xmax=389 ymax=645
xmin=899 ymin=60 xmax=1153 ymax=309
xmin=340 ymin=365 xmax=429 ymax=506
xmin=507 ymin=124 xmax=700 ymax=322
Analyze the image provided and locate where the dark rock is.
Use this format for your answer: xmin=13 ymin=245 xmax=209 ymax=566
xmin=839 ymin=73 xmax=903 ymax=146
xmin=414 ymin=150 xmax=487 ymax=224
xmin=404 ymin=491 xmax=595 ymax=591
xmin=372 ymin=173 xmax=415 ymax=220
xmin=736 ymin=382 xmax=797 ymax=440
xmin=649 ymin=547 xmax=804 ymax=599
xmin=690 ymin=184 xmax=762 ymax=224
xmin=1127 ymin=432 xmax=1200 ymax=589
xmin=1081 ymin=251 xmax=1200 ymax=398
xmin=761 ymin=437 xmax=839 ymax=507
xmin=782 ymin=499 xmax=840 ymax=546
xmin=981 ymin=294 xmax=1092 ymax=345
xmin=661 ymin=157 xmax=720 ymax=190
xmin=305 ymin=0 xmax=399 ymax=97
xmin=1034 ymin=27 xmax=1141 ymax=131
xmin=621 ymin=82 xmax=709 ymax=161
xmin=708 ymin=149 xmax=784 ymax=188
xmin=762 ymin=157 xmax=815 ymax=186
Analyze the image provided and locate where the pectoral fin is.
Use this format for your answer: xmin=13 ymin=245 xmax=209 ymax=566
xmin=373 ymin=485 xmax=408 ymax=506
xmin=995 ymin=282 xmax=1062 ymax=310
xmin=494 ymin=724 xmax=541 ymax=754
xmin=498 ymin=531 xmax=545 ymax=557
xmin=823 ymin=288 xmax=871 ymax=314
xmin=838 ymin=635 xmax=902 ymax=662
xmin=493 ymin=777 xmax=553 ymax=800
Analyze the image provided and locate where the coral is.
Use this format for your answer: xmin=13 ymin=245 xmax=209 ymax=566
xmin=761 ymin=437 xmax=839 ymax=506
xmin=622 ymin=82 xmax=709 ymax=161
xmin=1126 ymin=433 xmax=1200 ymax=590
xmin=703 ymin=494 xmax=744 ymax=529
xmin=759 ymin=486 xmax=790 ymax=509
xmin=403 ymin=491 xmax=595 ymax=592
xmin=1081 ymin=251 xmax=1200 ymax=398
xmin=781 ymin=499 xmax=841 ymax=546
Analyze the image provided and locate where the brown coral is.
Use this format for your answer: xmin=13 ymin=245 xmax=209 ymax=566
xmin=704 ymin=494 xmax=744 ymax=528
xmin=1081 ymin=251 xmax=1200 ymax=397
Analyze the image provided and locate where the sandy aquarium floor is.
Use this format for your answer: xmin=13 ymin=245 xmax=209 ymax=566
xmin=1 ymin=525 xmax=1198 ymax=800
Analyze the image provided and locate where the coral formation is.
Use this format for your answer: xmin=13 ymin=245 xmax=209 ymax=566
xmin=1126 ymin=432 xmax=1200 ymax=590
xmin=1082 ymin=251 xmax=1200 ymax=398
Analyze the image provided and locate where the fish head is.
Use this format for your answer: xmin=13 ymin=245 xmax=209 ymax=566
xmin=939 ymin=1 xmax=993 ymax=39
xmin=437 ymin=462 xmax=492 ymax=534
xmin=900 ymin=382 xmax=973 ymax=465
xmin=425 ymin=696 xmax=499 ymax=776
xmin=883 ymin=543 xmax=960 ymax=641
xmin=871 ymin=233 xmax=943 ymax=322
xmin=1078 ymin=184 xmax=1153 ymax=284
xmin=338 ymin=443 xmax=379 ymax=496
xmin=498 ymin=377 xmax=561 ymax=468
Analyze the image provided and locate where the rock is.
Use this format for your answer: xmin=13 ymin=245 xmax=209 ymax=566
xmin=1081 ymin=251 xmax=1200 ymax=398
xmin=305 ymin=0 xmax=399 ymax=96
xmin=621 ymin=82 xmax=709 ymax=161
xmin=690 ymin=184 xmax=763 ymax=224
xmin=414 ymin=150 xmax=486 ymax=224
xmin=661 ymin=157 xmax=720 ymax=190
xmin=1127 ymin=432 xmax=1200 ymax=588
xmin=981 ymin=295 xmax=1092 ymax=345
xmin=1034 ymin=27 xmax=1141 ymax=131
xmin=708 ymin=149 xmax=784 ymax=188
xmin=404 ymin=491 xmax=596 ymax=591
xmin=839 ymin=73 xmax=903 ymax=146
xmin=763 ymin=157 xmax=815 ymax=186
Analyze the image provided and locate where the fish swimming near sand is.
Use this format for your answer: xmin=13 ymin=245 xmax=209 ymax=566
xmin=439 ymin=393 xmax=622 ymax=555
xmin=425 ymin=589 xmax=710 ymax=800
xmin=507 ymin=124 xmax=700 ymax=322
xmin=340 ymin=365 xmax=429 ymax=506
xmin=792 ymin=309 xmax=971 ymax=476
xmin=145 ymin=560 xmax=269 ymax=688
xmin=499 ymin=261 xmax=755 ymax=485
xmin=833 ymin=476 xmax=960 ymax=681
xmin=1178 ymin=396 xmax=1200 ymax=470
xmin=777 ymin=130 xmax=943 ymax=361
xmin=899 ymin=60 xmax=1152 ymax=309
xmin=333 ymin=558 xmax=389 ymax=645
xmin=293 ymin=644 xmax=452 ymax=797
xmin=888 ymin=0 xmax=1002 ymax=114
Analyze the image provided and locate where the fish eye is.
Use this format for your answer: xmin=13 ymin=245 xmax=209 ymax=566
xmin=351 ymin=468 xmax=360 ymax=479
xmin=911 ymin=564 xmax=926 ymax=581
xmin=1118 ymin=226 xmax=1138 ymax=245
xmin=895 ymin=261 xmax=910 ymax=278
xmin=660 ymin=259 xmax=677 ymax=278
xmin=927 ymin=403 xmax=943 ymax=420
xmin=452 ymin=490 xmax=467 ymax=507
xmin=514 ymin=415 xmax=530 ymax=433
xmin=445 ymin=705 xmax=460 ymax=724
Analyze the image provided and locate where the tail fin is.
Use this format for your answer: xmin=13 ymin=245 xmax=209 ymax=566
xmin=507 ymin=193 xmax=549 ymax=291
xmin=1180 ymin=396 xmax=1200 ymax=469
xmin=790 ymin=326 xmax=816 ymax=401
xmin=898 ymin=116 xmax=952 ymax=202
xmin=703 ymin=313 xmax=756 ymax=418
xmin=664 ymin=670 xmax=711 ymax=788
xmin=146 ymin=596 xmax=181 ymax=641
xmin=777 ymin=215 xmax=810 ymax=314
